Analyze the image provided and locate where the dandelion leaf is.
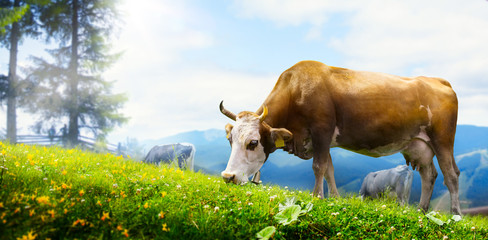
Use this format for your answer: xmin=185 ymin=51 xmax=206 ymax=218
xmin=256 ymin=226 xmax=276 ymax=240
xmin=279 ymin=196 xmax=297 ymax=211
xmin=275 ymin=205 xmax=301 ymax=225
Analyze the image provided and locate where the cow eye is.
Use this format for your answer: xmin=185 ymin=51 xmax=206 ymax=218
xmin=247 ymin=140 xmax=259 ymax=151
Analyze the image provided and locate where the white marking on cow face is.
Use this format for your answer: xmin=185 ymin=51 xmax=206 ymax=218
xmin=221 ymin=114 xmax=267 ymax=184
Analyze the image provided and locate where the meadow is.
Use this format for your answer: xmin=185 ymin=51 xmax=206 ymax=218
xmin=0 ymin=142 xmax=487 ymax=239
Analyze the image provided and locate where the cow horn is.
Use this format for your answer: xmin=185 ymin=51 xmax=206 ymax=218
xmin=259 ymin=105 xmax=268 ymax=122
xmin=219 ymin=101 xmax=236 ymax=121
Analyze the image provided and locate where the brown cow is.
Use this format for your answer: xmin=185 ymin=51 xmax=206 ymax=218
xmin=220 ymin=60 xmax=461 ymax=215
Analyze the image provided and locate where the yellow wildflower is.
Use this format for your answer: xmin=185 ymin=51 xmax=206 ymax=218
xmin=62 ymin=170 xmax=67 ymax=175
xmin=79 ymin=189 xmax=85 ymax=197
xmin=158 ymin=211 xmax=165 ymax=219
xmin=37 ymin=196 xmax=50 ymax=205
xmin=16 ymin=230 xmax=37 ymax=240
xmin=97 ymin=200 xmax=102 ymax=206
xmin=72 ymin=219 xmax=86 ymax=227
xmin=117 ymin=225 xmax=124 ymax=231
xmin=123 ymin=229 xmax=129 ymax=238
xmin=29 ymin=209 xmax=35 ymax=217
xmin=144 ymin=202 xmax=149 ymax=209
xmin=0 ymin=202 xmax=3 ymax=208
xmin=0 ymin=149 xmax=5 ymax=155
xmin=48 ymin=209 xmax=55 ymax=218
xmin=161 ymin=192 xmax=167 ymax=198
xmin=162 ymin=223 xmax=170 ymax=232
xmin=64 ymin=209 xmax=68 ymax=214
xmin=59 ymin=198 xmax=65 ymax=203
xmin=101 ymin=212 xmax=110 ymax=221
xmin=27 ymin=153 xmax=34 ymax=161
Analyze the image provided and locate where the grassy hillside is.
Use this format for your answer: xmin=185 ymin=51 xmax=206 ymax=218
xmin=1 ymin=143 xmax=487 ymax=239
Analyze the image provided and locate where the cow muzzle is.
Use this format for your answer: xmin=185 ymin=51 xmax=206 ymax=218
xmin=221 ymin=172 xmax=236 ymax=183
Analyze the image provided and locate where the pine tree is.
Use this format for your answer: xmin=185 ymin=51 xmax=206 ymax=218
xmin=25 ymin=0 xmax=127 ymax=145
xmin=0 ymin=0 xmax=48 ymax=143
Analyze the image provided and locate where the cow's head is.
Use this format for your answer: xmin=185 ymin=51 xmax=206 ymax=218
xmin=219 ymin=101 xmax=292 ymax=184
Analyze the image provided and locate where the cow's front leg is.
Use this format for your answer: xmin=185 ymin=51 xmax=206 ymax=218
xmin=312 ymin=150 xmax=339 ymax=198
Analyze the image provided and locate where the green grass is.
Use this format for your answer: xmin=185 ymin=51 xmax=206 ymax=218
xmin=0 ymin=142 xmax=487 ymax=239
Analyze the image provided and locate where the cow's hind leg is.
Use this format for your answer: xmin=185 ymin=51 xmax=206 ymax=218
xmin=428 ymin=121 xmax=461 ymax=215
xmin=402 ymin=139 xmax=436 ymax=212
xmin=432 ymin=145 xmax=461 ymax=215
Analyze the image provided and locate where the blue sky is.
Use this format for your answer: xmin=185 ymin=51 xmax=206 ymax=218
xmin=1 ymin=0 xmax=488 ymax=143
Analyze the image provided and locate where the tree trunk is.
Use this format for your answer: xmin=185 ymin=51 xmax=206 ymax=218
xmin=6 ymin=0 xmax=21 ymax=144
xmin=67 ymin=0 xmax=80 ymax=146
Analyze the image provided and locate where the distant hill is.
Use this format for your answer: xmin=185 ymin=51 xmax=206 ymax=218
xmin=141 ymin=125 xmax=488 ymax=208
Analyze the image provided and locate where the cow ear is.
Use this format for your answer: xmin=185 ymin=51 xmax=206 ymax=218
xmin=270 ymin=128 xmax=293 ymax=148
xmin=225 ymin=123 xmax=233 ymax=139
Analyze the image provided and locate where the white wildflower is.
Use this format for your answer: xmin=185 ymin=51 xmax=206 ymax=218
xmin=270 ymin=195 xmax=277 ymax=201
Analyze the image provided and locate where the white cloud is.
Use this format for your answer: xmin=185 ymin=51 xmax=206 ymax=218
xmin=111 ymin=0 xmax=213 ymax=75
xmin=232 ymin=0 xmax=356 ymax=40
xmin=330 ymin=0 xmax=488 ymax=82
xmin=458 ymin=94 xmax=488 ymax=127
xmin=233 ymin=0 xmax=353 ymax=26
xmin=108 ymin=68 xmax=277 ymax=142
